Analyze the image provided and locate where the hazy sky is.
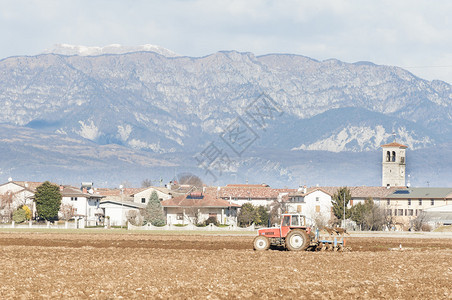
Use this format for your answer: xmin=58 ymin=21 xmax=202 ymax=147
xmin=1 ymin=0 xmax=451 ymax=83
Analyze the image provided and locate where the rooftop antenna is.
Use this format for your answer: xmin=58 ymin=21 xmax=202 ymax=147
xmin=392 ymin=131 xmax=396 ymax=142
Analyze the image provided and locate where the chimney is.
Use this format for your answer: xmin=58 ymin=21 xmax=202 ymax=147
xmin=82 ymin=188 xmax=87 ymax=193
xmin=59 ymin=185 xmax=64 ymax=191
xmin=303 ymin=185 xmax=307 ymax=194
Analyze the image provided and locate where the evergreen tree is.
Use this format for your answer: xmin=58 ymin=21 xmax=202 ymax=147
xmin=237 ymin=203 xmax=256 ymax=227
xmin=35 ymin=181 xmax=62 ymax=221
xmin=331 ymin=187 xmax=352 ymax=221
xmin=255 ymin=205 xmax=269 ymax=226
xmin=144 ymin=191 xmax=165 ymax=226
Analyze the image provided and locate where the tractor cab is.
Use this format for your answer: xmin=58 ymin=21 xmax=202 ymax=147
xmin=280 ymin=213 xmax=310 ymax=236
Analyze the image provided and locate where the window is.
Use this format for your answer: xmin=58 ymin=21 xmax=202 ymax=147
xmin=387 ymin=199 xmax=390 ymax=205
xmin=315 ymin=205 xmax=320 ymax=213
xmin=397 ymin=209 xmax=403 ymax=216
xmin=291 ymin=216 xmax=299 ymax=226
xmin=392 ymin=151 xmax=396 ymax=162
xmin=316 ymin=197 xmax=319 ymax=202
xmin=282 ymin=216 xmax=290 ymax=226
xmin=386 ymin=151 xmax=390 ymax=162
xmin=400 ymin=157 xmax=405 ymax=164
xmin=419 ymin=199 xmax=422 ymax=206
xmin=431 ymin=199 xmax=434 ymax=206
xmin=176 ymin=213 xmax=183 ymax=220
xmin=141 ymin=198 xmax=146 ymax=204
xmin=386 ymin=209 xmax=392 ymax=216
xmin=408 ymin=199 xmax=411 ymax=206
xmin=71 ymin=197 xmax=78 ymax=201
xmin=407 ymin=209 xmax=413 ymax=216
xmin=297 ymin=205 xmax=302 ymax=213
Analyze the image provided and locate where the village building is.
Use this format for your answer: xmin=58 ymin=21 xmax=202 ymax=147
xmin=381 ymin=142 xmax=407 ymax=187
xmin=161 ymin=192 xmax=240 ymax=225
xmin=382 ymin=187 xmax=452 ymax=227
xmin=60 ymin=185 xmax=104 ymax=226
xmin=0 ymin=180 xmax=40 ymax=221
xmin=97 ymin=187 xmax=143 ymax=226
xmin=205 ymin=184 xmax=279 ymax=207
xmin=286 ymin=187 xmax=333 ymax=226
xmin=132 ymin=186 xmax=184 ymax=205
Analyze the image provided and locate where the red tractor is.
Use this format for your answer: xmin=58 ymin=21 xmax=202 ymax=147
xmin=253 ymin=213 xmax=347 ymax=251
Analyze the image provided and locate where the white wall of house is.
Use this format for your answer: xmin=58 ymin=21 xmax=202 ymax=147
xmin=0 ymin=182 xmax=34 ymax=209
xmin=99 ymin=202 xmax=140 ymax=226
xmin=165 ymin=207 xmax=237 ymax=225
xmin=228 ymin=198 xmax=273 ymax=207
xmin=61 ymin=196 xmax=101 ymax=223
xmin=287 ymin=190 xmax=332 ymax=226
xmin=0 ymin=182 xmax=35 ymax=221
xmin=134 ymin=188 xmax=172 ymax=205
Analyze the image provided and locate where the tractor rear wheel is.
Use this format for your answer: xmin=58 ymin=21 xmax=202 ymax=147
xmin=285 ymin=229 xmax=310 ymax=251
xmin=253 ymin=236 xmax=270 ymax=251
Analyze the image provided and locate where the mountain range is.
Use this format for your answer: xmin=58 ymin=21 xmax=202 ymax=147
xmin=0 ymin=44 xmax=451 ymax=187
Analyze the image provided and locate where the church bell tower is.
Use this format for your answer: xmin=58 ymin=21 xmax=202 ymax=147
xmin=381 ymin=142 xmax=408 ymax=187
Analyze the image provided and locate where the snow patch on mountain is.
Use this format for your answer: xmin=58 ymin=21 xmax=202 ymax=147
xmin=43 ymin=44 xmax=180 ymax=57
xmin=117 ymin=124 xmax=132 ymax=141
xmin=77 ymin=120 xmax=100 ymax=141
xmin=291 ymin=125 xmax=434 ymax=152
xmin=128 ymin=139 xmax=176 ymax=153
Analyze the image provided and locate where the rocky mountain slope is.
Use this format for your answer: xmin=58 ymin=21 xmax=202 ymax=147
xmin=0 ymin=47 xmax=451 ymax=187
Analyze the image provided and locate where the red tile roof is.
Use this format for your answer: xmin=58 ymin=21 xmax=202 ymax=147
xmin=161 ymin=193 xmax=240 ymax=208
xmin=61 ymin=186 xmax=104 ymax=198
xmin=380 ymin=142 xmax=408 ymax=148
xmin=94 ymin=187 xmax=144 ymax=197
xmin=204 ymin=185 xmax=279 ymax=199
xmin=293 ymin=186 xmax=404 ymax=199
xmin=13 ymin=181 xmax=46 ymax=192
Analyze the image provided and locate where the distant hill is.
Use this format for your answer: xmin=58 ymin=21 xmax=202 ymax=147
xmin=0 ymin=48 xmax=451 ymax=187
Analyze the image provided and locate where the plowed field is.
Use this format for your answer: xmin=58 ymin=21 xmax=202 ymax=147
xmin=1 ymin=232 xmax=451 ymax=299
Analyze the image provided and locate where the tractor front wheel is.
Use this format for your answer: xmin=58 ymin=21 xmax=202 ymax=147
xmin=253 ymin=235 xmax=270 ymax=251
xmin=285 ymin=230 xmax=310 ymax=251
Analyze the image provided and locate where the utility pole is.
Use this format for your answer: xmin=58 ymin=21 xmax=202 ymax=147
xmin=343 ymin=190 xmax=346 ymax=228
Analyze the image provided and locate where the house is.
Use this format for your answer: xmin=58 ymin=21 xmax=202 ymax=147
xmin=60 ymin=185 xmax=104 ymax=226
xmin=286 ymin=187 xmax=334 ymax=226
xmin=422 ymin=204 xmax=452 ymax=226
xmin=132 ymin=186 xmax=184 ymax=205
xmin=319 ymin=186 xmax=403 ymax=206
xmin=0 ymin=180 xmax=42 ymax=221
xmin=161 ymin=192 xmax=240 ymax=225
xmin=97 ymin=187 xmax=143 ymax=226
xmin=205 ymin=184 xmax=279 ymax=207
xmin=99 ymin=199 xmax=145 ymax=227
xmin=382 ymin=187 xmax=452 ymax=227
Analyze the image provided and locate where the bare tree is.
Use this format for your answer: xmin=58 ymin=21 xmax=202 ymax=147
xmin=141 ymin=179 xmax=152 ymax=188
xmin=127 ymin=210 xmax=144 ymax=226
xmin=59 ymin=203 xmax=76 ymax=221
xmin=411 ymin=211 xmax=430 ymax=231
xmin=269 ymin=200 xmax=289 ymax=226
xmin=176 ymin=173 xmax=204 ymax=189
xmin=184 ymin=207 xmax=201 ymax=225
xmin=0 ymin=192 xmax=14 ymax=223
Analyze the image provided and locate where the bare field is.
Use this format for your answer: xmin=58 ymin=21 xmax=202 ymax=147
xmin=1 ymin=232 xmax=451 ymax=299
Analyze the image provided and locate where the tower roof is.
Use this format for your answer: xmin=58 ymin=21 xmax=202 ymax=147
xmin=380 ymin=142 xmax=408 ymax=148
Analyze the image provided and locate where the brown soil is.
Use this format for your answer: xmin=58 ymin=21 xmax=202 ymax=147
xmin=1 ymin=232 xmax=451 ymax=299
